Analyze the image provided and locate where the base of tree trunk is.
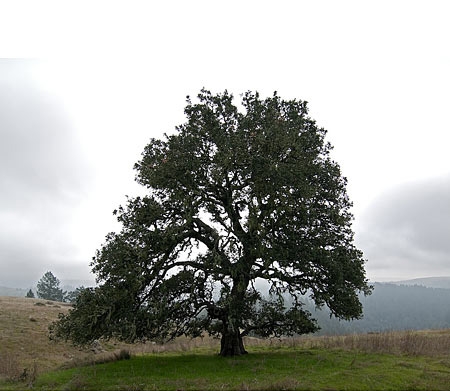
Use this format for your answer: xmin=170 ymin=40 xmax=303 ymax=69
xmin=219 ymin=332 xmax=248 ymax=356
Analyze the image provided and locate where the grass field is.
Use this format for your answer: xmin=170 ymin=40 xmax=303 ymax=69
xmin=8 ymin=343 xmax=450 ymax=391
xmin=2 ymin=296 xmax=450 ymax=390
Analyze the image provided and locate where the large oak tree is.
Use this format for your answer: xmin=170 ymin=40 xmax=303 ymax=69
xmin=51 ymin=90 xmax=371 ymax=356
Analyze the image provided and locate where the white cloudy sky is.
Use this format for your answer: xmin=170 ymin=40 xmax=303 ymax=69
xmin=0 ymin=1 xmax=449 ymax=287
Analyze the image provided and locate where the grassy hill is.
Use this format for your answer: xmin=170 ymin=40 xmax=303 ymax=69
xmin=0 ymin=296 xmax=148 ymax=382
xmin=0 ymin=296 xmax=87 ymax=380
xmin=0 ymin=296 xmax=218 ymax=382
xmin=2 ymin=296 xmax=450 ymax=390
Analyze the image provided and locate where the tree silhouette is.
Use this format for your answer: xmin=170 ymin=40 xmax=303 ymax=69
xmin=51 ymin=90 xmax=371 ymax=355
xmin=37 ymin=271 xmax=65 ymax=302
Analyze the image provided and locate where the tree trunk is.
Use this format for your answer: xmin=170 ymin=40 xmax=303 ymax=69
xmin=220 ymin=329 xmax=248 ymax=356
xmin=218 ymin=263 xmax=251 ymax=356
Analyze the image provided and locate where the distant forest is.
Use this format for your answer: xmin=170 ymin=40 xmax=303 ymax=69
xmin=305 ymin=283 xmax=450 ymax=335
xmin=2 ymin=282 xmax=450 ymax=336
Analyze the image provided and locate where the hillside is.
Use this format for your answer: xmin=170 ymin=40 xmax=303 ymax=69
xmin=2 ymin=297 xmax=450 ymax=390
xmin=307 ymin=282 xmax=450 ymax=335
xmin=0 ymin=297 xmax=85 ymax=379
xmin=0 ymin=296 xmax=137 ymax=381
xmin=392 ymin=276 xmax=450 ymax=289
xmin=3 ymin=295 xmax=450 ymax=388
xmin=2 ymin=280 xmax=450 ymax=379
xmin=0 ymin=296 xmax=208 ymax=382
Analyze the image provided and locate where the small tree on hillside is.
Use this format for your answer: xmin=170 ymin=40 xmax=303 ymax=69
xmin=37 ymin=271 xmax=65 ymax=302
xmin=50 ymin=90 xmax=372 ymax=356
xmin=26 ymin=289 xmax=35 ymax=298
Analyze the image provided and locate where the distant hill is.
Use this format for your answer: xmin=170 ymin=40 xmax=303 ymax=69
xmin=392 ymin=276 xmax=450 ymax=289
xmin=307 ymin=282 xmax=450 ymax=335
xmin=0 ymin=286 xmax=29 ymax=297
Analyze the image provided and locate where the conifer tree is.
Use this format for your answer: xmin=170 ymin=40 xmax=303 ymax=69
xmin=37 ymin=271 xmax=65 ymax=302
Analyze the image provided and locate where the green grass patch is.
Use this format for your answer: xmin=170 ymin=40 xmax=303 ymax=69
xmin=4 ymin=346 xmax=450 ymax=391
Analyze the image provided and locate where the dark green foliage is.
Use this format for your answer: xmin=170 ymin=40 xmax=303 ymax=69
xmin=64 ymin=286 xmax=85 ymax=304
xmin=36 ymin=271 xmax=65 ymax=302
xmin=25 ymin=289 xmax=35 ymax=298
xmin=50 ymin=90 xmax=371 ymax=355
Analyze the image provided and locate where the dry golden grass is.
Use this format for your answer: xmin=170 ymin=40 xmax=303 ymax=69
xmin=116 ymin=328 xmax=450 ymax=359
xmin=0 ymin=296 xmax=136 ymax=381
xmin=243 ymin=329 xmax=450 ymax=357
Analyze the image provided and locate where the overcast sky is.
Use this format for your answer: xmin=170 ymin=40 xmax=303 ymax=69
xmin=0 ymin=1 xmax=449 ymax=287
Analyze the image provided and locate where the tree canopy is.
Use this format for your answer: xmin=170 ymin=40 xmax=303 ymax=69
xmin=50 ymin=90 xmax=371 ymax=356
